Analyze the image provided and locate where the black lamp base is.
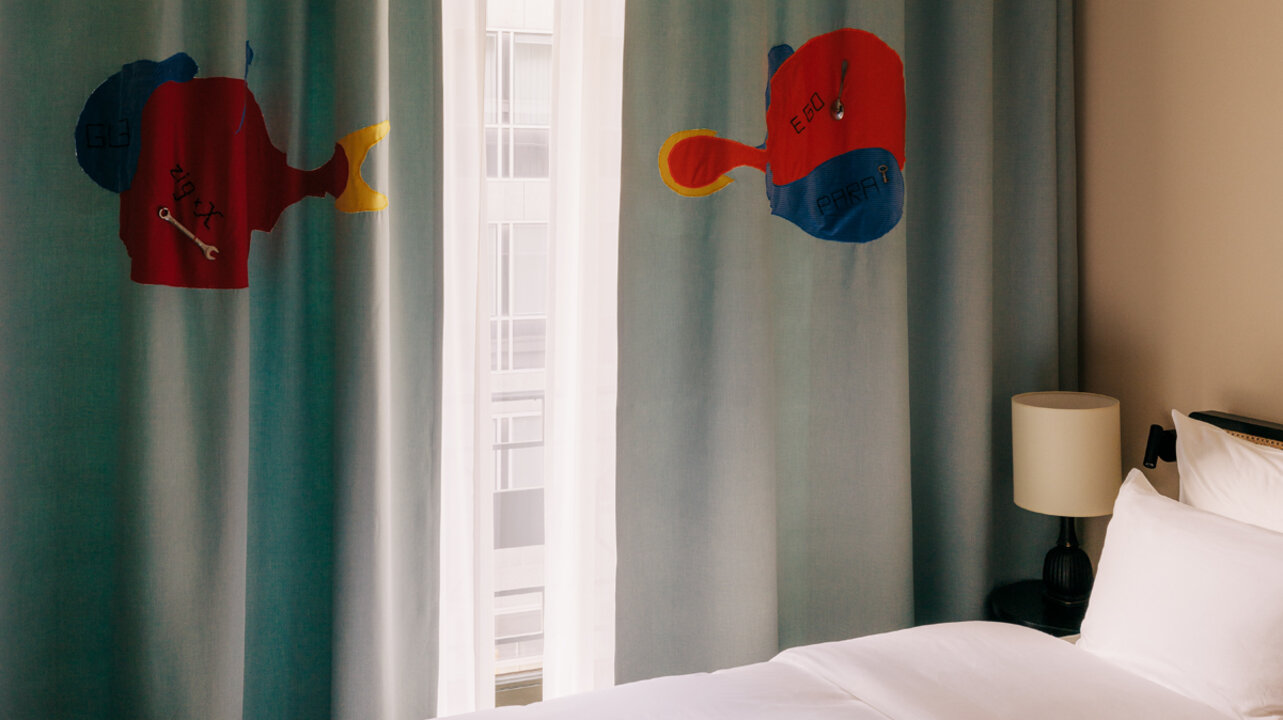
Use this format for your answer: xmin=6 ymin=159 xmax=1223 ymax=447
xmin=1041 ymin=516 xmax=1093 ymax=607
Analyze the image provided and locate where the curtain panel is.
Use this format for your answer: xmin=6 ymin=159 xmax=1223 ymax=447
xmin=0 ymin=2 xmax=442 ymax=719
xmin=542 ymin=0 xmax=624 ymax=701
xmin=616 ymin=0 xmax=1076 ymax=681
xmin=438 ymin=2 xmax=490 ymax=714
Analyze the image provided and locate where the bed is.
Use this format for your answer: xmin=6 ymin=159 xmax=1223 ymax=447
xmin=453 ymin=410 xmax=1283 ymax=720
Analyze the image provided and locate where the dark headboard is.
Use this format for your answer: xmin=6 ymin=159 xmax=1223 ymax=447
xmin=1142 ymin=411 xmax=1283 ymax=468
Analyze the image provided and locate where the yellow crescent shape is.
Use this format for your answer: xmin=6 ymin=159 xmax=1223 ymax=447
xmin=658 ymin=129 xmax=735 ymax=198
xmin=335 ymin=121 xmax=391 ymax=213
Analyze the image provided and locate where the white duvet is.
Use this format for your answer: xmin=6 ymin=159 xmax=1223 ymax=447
xmin=453 ymin=622 xmax=1227 ymax=719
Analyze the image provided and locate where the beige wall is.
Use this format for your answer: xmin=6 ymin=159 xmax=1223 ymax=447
xmin=1078 ymin=0 xmax=1283 ymax=509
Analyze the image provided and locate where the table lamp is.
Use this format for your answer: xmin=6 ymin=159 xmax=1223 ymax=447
xmin=1011 ymin=392 xmax=1121 ymax=607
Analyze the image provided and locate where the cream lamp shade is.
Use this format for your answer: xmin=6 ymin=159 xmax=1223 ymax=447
xmin=1012 ymin=392 xmax=1121 ymax=518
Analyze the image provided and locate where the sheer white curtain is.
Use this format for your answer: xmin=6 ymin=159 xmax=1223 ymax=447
xmin=439 ymin=0 xmax=623 ymax=714
xmin=543 ymin=0 xmax=624 ymax=699
xmin=439 ymin=1 xmax=493 ymax=715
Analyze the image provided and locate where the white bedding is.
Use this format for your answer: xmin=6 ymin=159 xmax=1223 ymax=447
xmin=450 ymin=621 xmax=1227 ymax=719
xmin=456 ymin=657 xmax=887 ymax=719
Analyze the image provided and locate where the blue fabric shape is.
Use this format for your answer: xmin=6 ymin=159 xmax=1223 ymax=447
xmin=237 ymin=42 xmax=255 ymax=134
xmin=765 ymin=147 xmax=904 ymax=243
xmin=74 ymin=53 xmax=198 ymax=192
xmin=764 ymin=43 xmax=793 ymax=110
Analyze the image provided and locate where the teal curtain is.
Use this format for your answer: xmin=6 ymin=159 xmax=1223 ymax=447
xmin=616 ymin=0 xmax=1076 ymax=681
xmin=0 ymin=2 xmax=442 ymax=719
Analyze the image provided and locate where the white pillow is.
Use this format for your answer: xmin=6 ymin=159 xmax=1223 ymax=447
xmin=1078 ymin=469 xmax=1283 ymax=719
xmin=1174 ymin=410 xmax=1283 ymax=533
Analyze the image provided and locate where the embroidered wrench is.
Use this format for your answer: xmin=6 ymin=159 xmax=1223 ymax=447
xmin=158 ymin=206 xmax=219 ymax=260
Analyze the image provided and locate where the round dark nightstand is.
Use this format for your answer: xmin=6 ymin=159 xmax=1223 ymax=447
xmin=988 ymin=579 xmax=1086 ymax=636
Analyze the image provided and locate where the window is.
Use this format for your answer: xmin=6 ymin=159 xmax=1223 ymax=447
xmin=489 ymin=222 xmax=547 ymax=372
xmin=440 ymin=0 xmax=621 ymax=712
xmin=485 ymin=4 xmax=553 ymax=703
xmin=485 ymin=30 xmax=552 ymax=179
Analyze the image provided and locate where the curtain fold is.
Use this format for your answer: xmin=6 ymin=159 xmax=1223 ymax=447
xmin=617 ymin=0 xmax=1074 ymax=681
xmin=906 ymin=0 xmax=1079 ymax=625
xmin=0 ymin=2 xmax=442 ymax=718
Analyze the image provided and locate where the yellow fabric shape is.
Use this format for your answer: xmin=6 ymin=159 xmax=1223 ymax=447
xmin=335 ymin=120 xmax=391 ymax=212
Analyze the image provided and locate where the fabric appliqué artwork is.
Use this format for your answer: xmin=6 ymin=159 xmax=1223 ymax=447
xmin=75 ymin=49 xmax=389 ymax=289
xmin=658 ymin=28 xmax=905 ymax=244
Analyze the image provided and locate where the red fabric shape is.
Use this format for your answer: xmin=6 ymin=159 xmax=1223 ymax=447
xmin=765 ymin=29 xmax=905 ymax=186
xmin=667 ymin=134 xmax=768 ymax=190
xmin=119 ymin=78 xmax=347 ymax=289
